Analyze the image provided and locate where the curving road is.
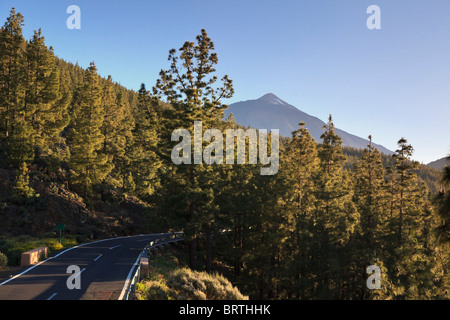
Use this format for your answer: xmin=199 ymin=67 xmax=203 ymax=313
xmin=0 ymin=234 xmax=169 ymax=300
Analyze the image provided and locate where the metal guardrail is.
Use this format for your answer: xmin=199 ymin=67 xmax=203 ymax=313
xmin=121 ymin=233 xmax=184 ymax=300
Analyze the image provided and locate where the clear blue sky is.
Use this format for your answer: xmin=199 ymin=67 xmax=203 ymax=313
xmin=1 ymin=0 xmax=449 ymax=164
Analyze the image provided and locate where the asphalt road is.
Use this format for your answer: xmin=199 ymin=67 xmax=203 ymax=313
xmin=0 ymin=234 xmax=169 ymax=300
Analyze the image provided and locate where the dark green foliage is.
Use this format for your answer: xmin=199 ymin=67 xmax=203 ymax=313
xmin=343 ymin=146 xmax=443 ymax=193
xmin=0 ymin=251 xmax=7 ymax=267
xmin=12 ymin=162 xmax=35 ymax=199
xmin=68 ymin=62 xmax=112 ymax=195
xmin=152 ymin=29 xmax=234 ymax=270
xmin=129 ymin=84 xmax=160 ymax=198
xmin=435 ymin=157 xmax=450 ymax=245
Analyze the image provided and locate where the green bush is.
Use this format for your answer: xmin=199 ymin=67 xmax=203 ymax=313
xmin=0 ymin=251 xmax=7 ymax=267
xmin=136 ymin=268 xmax=248 ymax=300
xmin=135 ymin=279 xmax=174 ymax=300
xmin=168 ymin=268 xmax=248 ymax=300
xmin=0 ymin=235 xmax=78 ymax=266
xmin=44 ymin=239 xmax=64 ymax=251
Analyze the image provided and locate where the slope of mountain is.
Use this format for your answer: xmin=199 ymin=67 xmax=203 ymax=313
xmin=225 ymin=93 xmax=393 ymax=154
xmin=427 ymin=157 xmax=449 ymax=170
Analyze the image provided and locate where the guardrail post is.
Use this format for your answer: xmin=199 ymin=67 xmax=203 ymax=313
xmin=121 ymin=234 xmax=185 ymax=300
xmin=140 ymin=256 xmax=149 ymax=278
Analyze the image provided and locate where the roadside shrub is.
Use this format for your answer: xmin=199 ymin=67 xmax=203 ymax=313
xmin=44 ymin=239 xmax=63 ymax=251
xmin=0 ymin=235 xmax=78 ymax=266
xmin=136 ymin=267 xmax=248 ymax=300
xmin=0 ymin=251 xmax=7 ymax=267
xmin=167 ymin=268 xmax=248 ymax=300
xmin=135 ymin=279 xmax=174 ymax=300
xmin=15 ymin=234 xmax=33 ymax=242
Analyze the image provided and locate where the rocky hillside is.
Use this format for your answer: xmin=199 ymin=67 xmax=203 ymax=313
xmin=0 ymin=168 xmax=150 ymax=241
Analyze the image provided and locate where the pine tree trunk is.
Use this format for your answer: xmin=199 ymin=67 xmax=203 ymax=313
xmin=206 ymin=222 xmax=211 ymax=273
xmin=259 ymin=273 xmax=265 ymax=300
xmin=399 ymin=191 xmax=403 ymax=247
xmin=189 ymin=162 xmax=197 ymax=270
xmin=189 ymin=202 xmax=197 ymax=270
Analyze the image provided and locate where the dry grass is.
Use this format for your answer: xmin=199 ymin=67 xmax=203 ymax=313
xmin=135 ymin=267 xmax=248 ymax=300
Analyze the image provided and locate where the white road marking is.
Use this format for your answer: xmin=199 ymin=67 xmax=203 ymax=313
xmin=47 ymin=292 xmax=58 ymax=300
xmin=74 ymin=268 xmax=86 ymax=279
xmin=0 ymin=235 xmax=151 ymax=286
xmin=118 ymin=253 xmax=143 ymax=300
xmin=94 ymin=254 xmax=103 ymax=262
xmin=0 ymin=233 xmax=177 ymax=300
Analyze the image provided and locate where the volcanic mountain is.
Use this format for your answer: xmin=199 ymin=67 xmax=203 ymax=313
xmin=225 ymin=93 xmax=393 ymax=155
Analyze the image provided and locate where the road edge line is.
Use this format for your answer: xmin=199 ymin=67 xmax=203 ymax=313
xmin=0 ymin=234 xmax=150 ymax=286
xmin=118 ymin=252 xmax=142 ymax=300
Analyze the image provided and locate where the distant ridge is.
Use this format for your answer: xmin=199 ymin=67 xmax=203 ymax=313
xmin=225 ymin=93 xmax=393 ymax=155
xmin=427 ymin=157 xmax=449 ymax=170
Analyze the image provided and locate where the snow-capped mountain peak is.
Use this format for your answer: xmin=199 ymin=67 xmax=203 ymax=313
xmin=257 ymin=93 xmax=287 ymax=105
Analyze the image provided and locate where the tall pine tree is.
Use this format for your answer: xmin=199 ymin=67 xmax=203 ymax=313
xmin=68 ymin=62 xmax=112 ymax=195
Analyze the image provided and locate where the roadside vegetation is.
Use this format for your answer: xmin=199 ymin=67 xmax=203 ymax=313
xmin=135 ymin=247 xmax=248 ymax=300
xmin=0 ymin=251 xmax=7 ymax=268
xmin=0 ymin=234 xmax=78 ymax=266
